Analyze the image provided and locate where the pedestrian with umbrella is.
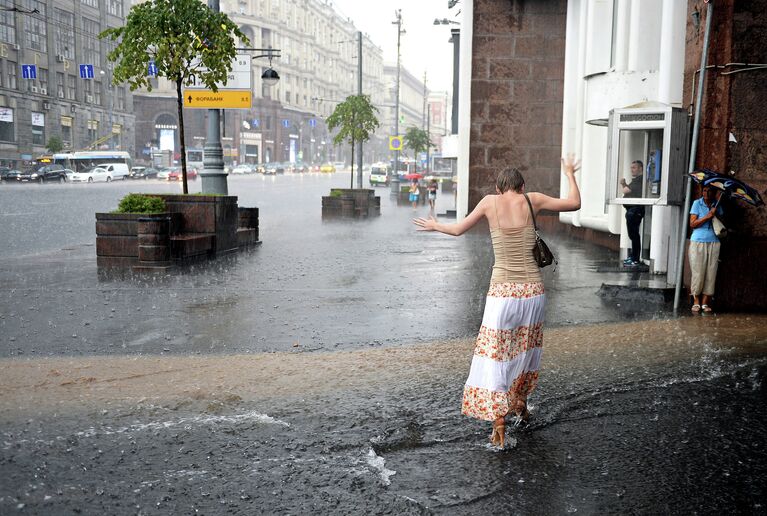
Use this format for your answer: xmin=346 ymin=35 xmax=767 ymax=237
xmin=687 ymin=169 xmax=764 ymax=314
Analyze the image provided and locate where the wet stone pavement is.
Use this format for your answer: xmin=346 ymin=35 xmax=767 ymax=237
xmin=1 ymin=174 xmax=766 ymax=514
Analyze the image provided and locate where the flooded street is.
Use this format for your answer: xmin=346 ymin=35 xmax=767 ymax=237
xmin=1 ymin=316 xmax=766 ymax=513
xmin=1 ymin=174 xmax=766 ymax=513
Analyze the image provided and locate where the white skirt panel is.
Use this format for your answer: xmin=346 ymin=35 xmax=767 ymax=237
xmin=465 ymin=348 xmax=543 ymax=392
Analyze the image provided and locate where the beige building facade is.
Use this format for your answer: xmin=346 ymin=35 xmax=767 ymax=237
xmin=0 ymin=0 xmax=134 ymax=167
xmin=134 ymin=0 xmax=390 ymax=166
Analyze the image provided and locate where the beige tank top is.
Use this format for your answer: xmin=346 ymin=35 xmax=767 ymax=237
xmin=489 ymin=196 xmax=542 ymax=284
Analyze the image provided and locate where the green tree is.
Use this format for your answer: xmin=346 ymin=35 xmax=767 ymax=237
xmin=46 ymin=135 xmax=64 ymax=154
xmin=326 ymin=94 xmax=380 ymax=188
xmin=100 ymin=0 xmax=248 ymax=194
xmin=403 ymin=127 xmax=433 ymax=173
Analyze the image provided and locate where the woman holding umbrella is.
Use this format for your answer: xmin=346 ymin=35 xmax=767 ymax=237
xmin=688 ymin=185 xmax=723 ymax=313
xmin=687 ymin=169 xmax=764 ymax=314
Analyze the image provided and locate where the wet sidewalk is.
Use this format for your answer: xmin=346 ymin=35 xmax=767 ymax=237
xmin=0 ymin=174 xmax=682 ymax=359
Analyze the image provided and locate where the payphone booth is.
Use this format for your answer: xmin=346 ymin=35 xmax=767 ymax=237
xmin=606 ymin=105 xmax=688 ymax=268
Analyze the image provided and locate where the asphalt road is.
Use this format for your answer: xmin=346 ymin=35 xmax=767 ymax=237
xmin=0 ymin=172 xmax=670 ymax=358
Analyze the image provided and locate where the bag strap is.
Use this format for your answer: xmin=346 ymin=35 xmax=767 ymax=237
xmin=523 ymin=193 xmax=539 ymax=231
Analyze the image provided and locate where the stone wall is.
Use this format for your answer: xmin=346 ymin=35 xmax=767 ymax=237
xmin=469 ymin=0 xmax=567 ymax=210
xmin=683 ymin=0 xmax=767 ymax=311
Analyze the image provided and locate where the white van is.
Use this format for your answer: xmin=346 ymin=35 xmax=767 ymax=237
xmin=97 ymin=163 xmax=130 ymax=180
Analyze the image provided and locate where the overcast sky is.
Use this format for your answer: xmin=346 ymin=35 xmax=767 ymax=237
xmin=330 ymin=0 xmax=459 ymax=94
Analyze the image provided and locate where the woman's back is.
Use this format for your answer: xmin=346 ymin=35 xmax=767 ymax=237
xmin=490 ymin=193 xmax=533 ymax=229
xmin=489 ymin=194 xmax=541 ymax=284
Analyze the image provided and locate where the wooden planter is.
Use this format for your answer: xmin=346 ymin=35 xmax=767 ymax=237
xmin=96 ymin=213 xmax=142 ymax=268
xmin=156 ymin=195 xmax=239 ymax=255
xmin=322 ymin=188 xmax=381 ymax=219
xmin=237 ymin=207 xmax=260 ymax=247
xmin=97 ymin=213 xmax=178 ymax=270
xmin=96 ymin=195 xmax=261 ymax=270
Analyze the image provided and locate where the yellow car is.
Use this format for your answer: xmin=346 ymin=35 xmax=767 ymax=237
xmin=320 ymin=163 xmax=336 ymax=173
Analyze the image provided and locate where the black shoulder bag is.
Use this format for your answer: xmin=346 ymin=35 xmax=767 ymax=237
xmin=523 ymin=193 xmax=556 ymax=268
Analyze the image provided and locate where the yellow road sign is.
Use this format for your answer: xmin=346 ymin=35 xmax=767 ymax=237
xmin=183 ymin=89 xmax=252 ymax=109
xmin=389 ymin=135 xmax=403 ymax=151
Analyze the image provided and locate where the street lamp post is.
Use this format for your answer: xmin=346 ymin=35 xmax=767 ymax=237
xmin=202 ymin=0 xmax=280 ymax=194
xmin=100 ymin=68 xmax=114 ymax=149
xmin=390 ymin=9 xmax=404 ymax=196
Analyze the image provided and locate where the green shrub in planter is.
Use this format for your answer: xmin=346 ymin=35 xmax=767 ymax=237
xmin=330 ymin=189 xmax=343 ymax=198
xmin=115 ymin=193 xmax=166 ymax=214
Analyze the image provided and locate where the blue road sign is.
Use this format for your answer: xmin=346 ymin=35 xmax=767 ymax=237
xmin=252 ymin=119 xmax=260 ymax=128
xmin=21 ymin=64 xmax=37 ymax=80
xmin=309 ymin=118 xmax=317 ymax=128
xmin=147 ymin=60 xmax=158 ymax=77
xmin=79 ymin=64 xmax=94 ymax=79
xmin=282 ymin=119 xmax=290 ymax=128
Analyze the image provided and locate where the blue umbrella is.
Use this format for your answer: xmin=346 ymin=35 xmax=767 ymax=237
xmin=689 ymin=169 xmax=764 ymax=206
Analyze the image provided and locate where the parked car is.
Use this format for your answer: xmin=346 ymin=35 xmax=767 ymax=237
xmin=320 ymin=163 xmax=336 ymax=173
xmin=0 ymin=167 xmax=23 ymax=182
xmin=263 ymin=162 xmax=285 ymax=175
xmin=14 ymin=164 xmax=72 ymax=183
xmin=369 ymin=163 xmax=391 ymax=187
xmin=156 ymin=167 xmax=171 ymax=180
xmin=167 ymin=167 xmax=198 ymax=181
xmin=231 ymin=164 xmax=252 ymax=175
xmin=70 ymin=166 xmax=112 ymax=183
xmin=293 ymin=163 xmax=309 ymax=173
xmin=97 ymin=163 xmax=129 ymax=180
xmin=129 ymin=166 xmax=158 ymax=179
xmin=309 ymin=163 xmax=321 ymax=173
xmin=333 ymin=161 xmax=346 ymax=170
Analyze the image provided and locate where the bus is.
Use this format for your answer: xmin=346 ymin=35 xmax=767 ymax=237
xmin=53 ymin=151 xmax=133 ymax=173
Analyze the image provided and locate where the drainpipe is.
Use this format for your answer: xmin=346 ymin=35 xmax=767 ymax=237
xmin=673 ymin=1 xmax=714 ymax=312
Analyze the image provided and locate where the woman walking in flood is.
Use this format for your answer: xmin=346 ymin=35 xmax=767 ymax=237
xmin=413 ymin=156 xmax=581 ymax=448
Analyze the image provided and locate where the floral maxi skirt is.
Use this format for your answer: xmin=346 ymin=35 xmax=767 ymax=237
xmin=462 ymin=282 xmax=545 ymax=421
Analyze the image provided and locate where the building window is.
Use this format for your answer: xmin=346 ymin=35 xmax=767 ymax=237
xmin=67 ymin=74 xmax=76 ymax=100
xmin=61 ymin=116 xmax=72 ymax=147
xmin=285 ymin=90 xmax=290 ymax=103
xmin=56 ymin=72 xmax=65 ymax=99
xmin=0 ymin=107 xmax=14 ymax=142
xmin=54 ymin=9 xmax=75 ymax=59
xmin=111 ymin=124 xmax=121 ymax=148
xmin=0 ymin=9 xmax=16 ymax=44
xmin=81 ymin=0 xmax=98 ymax=8
xmin=117 ymin=87 xmax=126 ymax=110
xmin=106 ymin=0 xmax=123 ymax=17
xmin=31 ymin=112 xmax=45 ymax=146
xmin=8 ymin=61 xmax=17 ymax=90
xmin=24 ymin=0 xmax=47 ymax=52
xmin=94 ymin=80 xmax=102 ymax=105
xmin=87 ymin=119 xmax=99 ymax=143
xmin=265 ymin=116 xmax=271 ymax=130
xmin=38 ymin=68 xmax=48 ymax=94
xmin=82 ymin=18 xmax=100 ymax=66
xmin=84 ymin=80 xmax=93 ymax=102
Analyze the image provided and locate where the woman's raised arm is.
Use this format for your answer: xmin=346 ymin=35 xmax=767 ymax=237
xmin=530 ymin=155 xmax=581 ymax=213
xmin=413 ymin=195 xmax=490 ymax=236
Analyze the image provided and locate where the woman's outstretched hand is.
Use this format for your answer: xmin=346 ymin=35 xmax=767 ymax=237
xmin=561 ymin=153 xmax=581 ymax=177
xmin=413 ymin=216 xmax=438 ymax=231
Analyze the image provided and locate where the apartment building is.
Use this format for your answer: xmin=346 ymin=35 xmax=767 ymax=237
xmin=133 ymin=0 xmax=390 ymax=166
xmin=0 ymin=0 xmax=134 ymax=167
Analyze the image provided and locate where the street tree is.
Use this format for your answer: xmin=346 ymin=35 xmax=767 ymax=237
xmin=46 ymin=136 xmax=64 ymax=154
xmin=326 ymin=94 xmax=380 ymax=188
xmin=100 ymin=0 xmax=248 ymax=194
xmin=403 ymin=127 xmax=433 ymax=173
